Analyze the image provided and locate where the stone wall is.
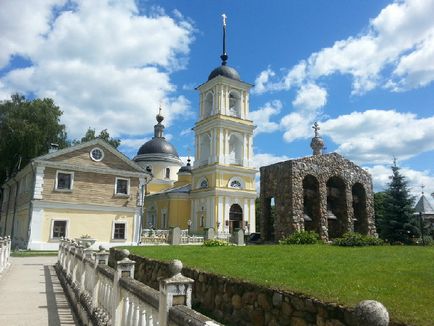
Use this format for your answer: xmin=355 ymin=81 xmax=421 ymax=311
xmin=110 ymin=249 xmax=405 ymax=326
xmin=260 ymin=153 xmax=376 ymax=242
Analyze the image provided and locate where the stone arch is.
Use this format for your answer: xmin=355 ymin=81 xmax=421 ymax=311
xmin=302 ymin=174 xmax=321 ymax=234
xmin=352 ymin=182 xmax=368 ymax=234
xmin=203 ymin=92 xmax=213 ymax=118
xmin=229 ymin=203 xmax=243 ymax=233
xmin=228 ymin=133 xmax=243 ymax=165
xmin=229 ymin=90 xmax=241 ymax=117
xmin=199 ymin=133 xmax=211 ymax=165
xmin=326 ymin=176 xmax=347 ymax=239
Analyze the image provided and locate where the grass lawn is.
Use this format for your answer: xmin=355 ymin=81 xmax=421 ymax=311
xmin=11 ymin=250 xmax=58 ymax=257
xmin=126 ymin=244 xmax=434 ymax=326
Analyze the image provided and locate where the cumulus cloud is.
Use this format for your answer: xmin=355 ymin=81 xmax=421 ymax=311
xmin=253 ymin=153 xmax=291 ymax=168
xmin=366 ymin=164 xmax=434 ymax=206
xmin=321 ymin=109 xmax=434 ymax=163
xmin=256 ymin=0 xmax=434 ymax=95
xmin=292 ymin=83 xmax=327 ymax=111
xmin=249 ymin=100 xmax=282 ymax=135
xmin=0 ymin=0 xmax=194 ymax=138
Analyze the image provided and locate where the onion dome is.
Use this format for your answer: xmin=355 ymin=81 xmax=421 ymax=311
xmin=136 ymin=108 xmax=179 ymax=158
xmin=178 ymin=157 xmax=192 ymax=174
xmin=310 ymin=122 xmax=325 ymax=156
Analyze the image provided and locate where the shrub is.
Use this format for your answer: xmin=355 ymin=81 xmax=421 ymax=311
xmin=279 ymin=231 xmax=320 ymax=245
xmin=333 ymin=232 xmax=384 ymax=247
xmin=419 ymin=236 xmax=433 ymax=246
xmin=203 ymin=239 xmax=232 ymax=247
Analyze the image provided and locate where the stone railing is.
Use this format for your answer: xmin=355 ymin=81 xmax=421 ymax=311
xmin=56 ymin=239 xmax=221 ymax=326
xmin=0 ymin=236 xmax=11 ymax=273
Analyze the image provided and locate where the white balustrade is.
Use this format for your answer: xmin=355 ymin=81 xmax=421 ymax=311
xmin=0 ymin=236 xmax=11 ymax=273
xmin=56 ymin=239 xmax=220 ymax=326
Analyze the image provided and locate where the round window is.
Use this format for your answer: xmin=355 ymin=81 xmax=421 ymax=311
xmin=90 ymin=148 xmax=104 ymax=161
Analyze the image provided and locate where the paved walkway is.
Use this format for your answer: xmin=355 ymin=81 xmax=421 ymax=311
xmin=0 ymin=256 xmax=78 ymax=326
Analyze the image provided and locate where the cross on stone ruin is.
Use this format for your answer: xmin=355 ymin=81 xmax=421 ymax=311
xmin=312 ymin=122 xmax=320 ymax=137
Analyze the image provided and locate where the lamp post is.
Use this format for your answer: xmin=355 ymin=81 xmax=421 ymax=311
xmin=419 ymin=212 xmax=425 ymax=246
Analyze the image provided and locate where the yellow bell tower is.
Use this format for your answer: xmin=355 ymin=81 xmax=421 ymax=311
xmin=191 ymin=14 xmax=257 ymax=234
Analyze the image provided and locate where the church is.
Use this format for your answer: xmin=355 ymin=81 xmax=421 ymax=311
xmin=135 ymin=16 xmax=257 ymax=236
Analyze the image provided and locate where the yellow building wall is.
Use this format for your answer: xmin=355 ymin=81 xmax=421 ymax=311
xmin=169 ymin=198 xmax=191 ymax=229
xmin=147 ymin=183 xmax=173 ymax=194
xmin=41 ymin=209 xmax=135 ymax=243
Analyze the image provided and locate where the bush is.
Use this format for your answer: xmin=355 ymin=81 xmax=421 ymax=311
xmin=203 ymin=239 xmax=232 ymax=247
xmin=333 ymin=232 xmax=384 ymax=247
xmin=419 ymin=236 xmax=433 ymax=246
xmin=279 ymin=231 xmax=320 ymax=245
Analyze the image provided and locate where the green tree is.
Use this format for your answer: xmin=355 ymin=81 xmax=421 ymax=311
xmin=73 ymin=127 xmax=120 ymax=148
xmin=373 ymin=191 xmax=387 ymax=235
xmin=378 ymin=161 xmax=418 ymax=244
xmin=0 ymin=94 xmax=68 ymax=184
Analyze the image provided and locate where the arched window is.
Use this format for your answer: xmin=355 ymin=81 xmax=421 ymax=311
xmin=199 ymin=133 xmax=211 ymax=165
xmin=229 ymin=90 xmax=241 ymax=117
xmin=199 ymin=178 xmax=208 ymax=189
xmin=229 ymin=204 xmax=243 ymax=233
xmin=203 ymin=92 xmax=213 ymax=118
xmin=165 ymin=168 xmax=170 ymax=179
xmin=228 ymin=177 xmax=244 ymax=189
xmin=228 ymin=133 xmax=243 ymax=165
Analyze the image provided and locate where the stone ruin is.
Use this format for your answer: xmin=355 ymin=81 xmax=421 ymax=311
xmin=259 ymin=123 xmax=376 ymax=242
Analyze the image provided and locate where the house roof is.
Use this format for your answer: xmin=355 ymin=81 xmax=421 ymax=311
xmin=414 ymin=194 xmax=434 ymax=214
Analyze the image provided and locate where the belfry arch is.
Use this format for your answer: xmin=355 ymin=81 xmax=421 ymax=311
xmin=302 ymin=175 xmax=321 ymax=234
xmin=326 ymin=176 xmax=347 ymax=239
xmin=352 ymin=183 xmax=368 ymax=234
xmin=203 ymin=92 xmax=213 ymax=118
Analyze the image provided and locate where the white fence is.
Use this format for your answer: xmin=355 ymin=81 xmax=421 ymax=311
xmin=57 ymin=239 xmax=220 ymax=326
xmin=0 ymin=236 xmax=11 ymax=273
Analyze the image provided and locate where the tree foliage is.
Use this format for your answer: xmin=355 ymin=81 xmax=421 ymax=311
xmin=378 ymin=161 xmax=418 ymax=244
xmin=73 ymin=127 xmax=120 ymax=148
xmin=0 ymin=94 xmax=68 ymax=184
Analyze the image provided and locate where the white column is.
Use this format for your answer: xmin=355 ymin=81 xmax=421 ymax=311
xmin=249 ymin=135 xmax=254 ymax=167
xmin=27 ymin=207 xmax=44 ymax=250
xmin=250 ymin=198 xmax=256 ymax=233
xmin=243 ymin=134 xmax=248 ymax=166
xmin=243 ymin=198 xmax=249 ymax=229
xmin=208 ymin=197 xmax=215 ymax=228
xmin=218 ymin=128 xmax=224 ymax=163
xmin=224 ymin=196 xmax=230 ymax=232
xmin=218 ymin=196 xmax=224 ymax=232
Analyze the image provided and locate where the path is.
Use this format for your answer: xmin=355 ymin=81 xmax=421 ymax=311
xmin=0 ymin=256 xmax=78 ymax=326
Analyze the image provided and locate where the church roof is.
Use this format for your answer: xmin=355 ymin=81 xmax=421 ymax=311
xmin=208 ymin=65 xmax=240 ymax=81
xmin=414 ymin=194 xmax=434 ymax=214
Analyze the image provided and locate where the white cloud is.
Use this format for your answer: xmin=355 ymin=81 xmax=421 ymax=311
xmin=249 ymin=100 xmax=282 ymax=135
xmin=321 ymin=109 xmax=434 ymax=164
xmin=0 ymin=0 xmax=194 ymax=139
xmin=292 ymin=83 xmax=327 ymax=111
xmin=253 ymin=153 xmax=291 ymax=168
xmin=255 ymin=0 xmax=434 ymax=94
xmin=252 ymin=68 xmax=275 ymax=94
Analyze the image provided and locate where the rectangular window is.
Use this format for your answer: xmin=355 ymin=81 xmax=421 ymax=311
xmin=56 ymin=171 xmax=73 ymax=190
xmin=115 ymin=177 xmax=129 ymax=195
xmin=52 ymin=220 xmax=67 ymax=239
xmin=113 ymin=223 xmax=126 ymax=240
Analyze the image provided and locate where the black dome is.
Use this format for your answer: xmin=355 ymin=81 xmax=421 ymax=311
xmin=137 ymin=138 xmax=179 ymax=157
xmin=208 ymin=65 xmax=240 ymax=81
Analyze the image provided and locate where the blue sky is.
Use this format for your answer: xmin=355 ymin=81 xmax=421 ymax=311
xmin=1 ymin=0 xmax=434 ymax=202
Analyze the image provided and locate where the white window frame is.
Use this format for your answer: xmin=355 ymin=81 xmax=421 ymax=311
xmin=228 ymin=176 xmax=244 ymax=189
xmin=50 ymin=219 xmax=69 ymax=240
xmin=115 ymin=177 xmax=130 ymax=196
xmin=112 ymin=220 xmax=127 ymax=241
xmin=55 ymin=170 xmax=74 ymax=191
xmin=165 ymin=167 xmax=171 ymax=179
xmin=198 ymin=177 xmax=208 ymax=189
xmin=90 ymin=147 xmax=105 ymax=162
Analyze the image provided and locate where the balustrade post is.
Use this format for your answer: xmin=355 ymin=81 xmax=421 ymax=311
xmin=159 ymin=259 xmax=194 ymax=326
xmin=112 ymin=249 xmax=135 ymax=326
xmin=6 ymin=236 xmax=11 ymax=265
xmin=92 ymin=245 xmax=109 ymax=308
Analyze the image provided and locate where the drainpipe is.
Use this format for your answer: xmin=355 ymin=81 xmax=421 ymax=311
xmin=26 ymin=162 xmax=37 ymax=249
xmin=0 ymin=183 xmax=12 ymax=237
xmin=10 ymin=176 xmax=20 ymax=248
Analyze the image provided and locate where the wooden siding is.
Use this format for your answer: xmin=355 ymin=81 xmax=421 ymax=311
xmin=42 ymin=167 xmax=140 ymax=208
xmin=50 ymin=145 xmax=139 ymax=172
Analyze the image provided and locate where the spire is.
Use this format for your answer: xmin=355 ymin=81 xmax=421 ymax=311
xmin=310 ymin=121 xmax=325 ymax=155
xmin=220 ymin=13 xmax=228 ymax=65
xmin=154 ymin=105 xmax=165 ymax=138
